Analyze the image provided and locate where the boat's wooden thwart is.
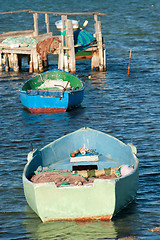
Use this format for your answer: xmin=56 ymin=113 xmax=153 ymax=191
xmin=20 ymin=69 xmax=84 ymax=113
xmin=23 ymin=127 xmax=139 ymax=222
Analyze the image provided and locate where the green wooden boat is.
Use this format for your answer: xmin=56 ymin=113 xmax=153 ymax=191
xmin=23 ymin=127 xmax=139 ymax=222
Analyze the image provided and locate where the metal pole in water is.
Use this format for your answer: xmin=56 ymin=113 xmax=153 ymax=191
xmin=128 ymin=49 xmax=132 ymax=76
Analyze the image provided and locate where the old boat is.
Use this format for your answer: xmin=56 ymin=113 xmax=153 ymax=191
xmin=20 ymin=70 xmax=84 ymax=113
xmin=23 ymin=127 xmax=139 ymax=222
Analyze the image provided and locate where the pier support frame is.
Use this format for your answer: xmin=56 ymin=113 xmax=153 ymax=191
xmin=91 ymin=14 xmax=106 ymax=72
xmin=0 ymin=11 xmax=106 ymax=73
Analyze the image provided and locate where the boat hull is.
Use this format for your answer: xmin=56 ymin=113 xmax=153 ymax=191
xmin=20 ymin=70 xmax=84 ymax=113
xmin=23 ymin=127 xmax=139 ymax=222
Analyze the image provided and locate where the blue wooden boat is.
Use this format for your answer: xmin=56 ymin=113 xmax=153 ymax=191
xmin=20 ymin=70 xmax=84 ymax=113
xmin=23 ymin=127 xmax=139 ymax=222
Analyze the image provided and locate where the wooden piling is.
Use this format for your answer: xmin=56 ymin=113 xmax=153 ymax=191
xmin=33 ymin=13 xmax=39 ymax=37
xmin=13 ymin=54 xmax=19 ymax=72
xmin=93 ymin=14 xmax=105 ymax=71
xmin=103 ymin=48 xmax=106 ymax=71
xmin=32 ymin=47 xmax=38 ymax=72
xmin=58 ymin=15 xmax=67 ymax=70
xmin=67 ymin=20 xmax=76 ymax=73
xmin=45 ymin=14 xmax=50 ymax=34
xmin=0 ymin=52 xmax=3 ymax=72
xmin=5 ymin=54 xmax=9 ymax=72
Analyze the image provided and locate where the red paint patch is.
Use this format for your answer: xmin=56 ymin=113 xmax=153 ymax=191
xmin=24 ymin=107 xmax=66 ymax=114
xmin=44 ymin=215 xmax=112 ymax=223
xmin=75 ymin=56 xmax=92 ymax=60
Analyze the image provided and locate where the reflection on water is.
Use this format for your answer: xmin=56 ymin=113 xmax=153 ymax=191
xmin=23 ymin=207 xmax=118 ymax=240
xmin=21 ymin=109 xmax=72 ymax=124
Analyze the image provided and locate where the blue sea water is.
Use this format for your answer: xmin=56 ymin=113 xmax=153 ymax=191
xmin=0 ymin=0 xmax=160 ymax=239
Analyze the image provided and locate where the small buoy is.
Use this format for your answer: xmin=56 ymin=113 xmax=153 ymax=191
xmin=152 ymin=4 xmax=154 ymax=7
xmin=88 ymin=75 xmax=91 ymax=79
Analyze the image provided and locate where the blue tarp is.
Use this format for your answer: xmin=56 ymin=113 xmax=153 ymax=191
xmin=74 ymin=29 xmax=96 ymax=53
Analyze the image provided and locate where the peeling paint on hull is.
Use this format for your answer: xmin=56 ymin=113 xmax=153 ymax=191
xmin=43 ymin=215 xmax=112 ymax=223
xmin=24 ymin=107 xmax=66 ymax=114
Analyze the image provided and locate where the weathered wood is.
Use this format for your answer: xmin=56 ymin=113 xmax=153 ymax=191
xmin=45 ymin=14 xmax=50 ymax=34
xmin=32 ymin=47 xmax=38 ymax=72
xmin=33 ymin=13 xmax=39 ymax=37
xmin=5 ymin=54 xmax=9 ymax=72
xmin=29 ymin=53 xmax=33 ymax=73
xmin=35 ymin=32 xmax=52 ymax=41
xmin=13 ymin=54 xmax=19 ymax=72
xmin=97 ymin=20 xmax=104 ymax=71
xmin=67 ymin=20 xmax=76 ymax=73
xmin=29 ymin=10 xmax=105 ymax=16
xmin=103 ymin=48 xmax=107 ymax=71
xmin=91 ymin=51 xmax=99 ymax=70
xmin=93 ymin=14 xmax=106 ymax=71
xmin=64 ymin=53 xmax=68 ymax=72
xmin=0 ymin=52 xmax=3 ymax=71
xmin=58 ymin=15 xmax=67 ymax=70
xmin=9 ymin=53 xmax=14 ymax=69
xmin=38 ymin=55 xmax=43 ymax=72
xmin=0 ymin=10 xmax=106 ymax=73
xmin=0 ymin=30 xmax=34 ymax=43
xmin=0 ymin=9 xmax=31 ymax=15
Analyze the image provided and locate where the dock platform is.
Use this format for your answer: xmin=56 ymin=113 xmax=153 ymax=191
xmin=0 ymin=10 xmax=106 ymax=73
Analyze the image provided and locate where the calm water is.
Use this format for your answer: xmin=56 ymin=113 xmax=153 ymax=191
xmin=0 ymin=0 xmax=160 ymax=239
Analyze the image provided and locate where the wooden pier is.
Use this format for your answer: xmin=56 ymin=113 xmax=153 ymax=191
xmin=0 ymin=10 xmax=106 ymax=73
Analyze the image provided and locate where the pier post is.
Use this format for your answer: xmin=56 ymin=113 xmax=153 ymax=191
xmin=91 ymin=51 xmax=99 ymax=71
xmin=9 ymin=53 xmax=13 ymax=69
xmin=93 ymin=14 xmax=106 ymax=71
xmin=33 ymin=13 xmax=39 ymax=37
xmin=5 ymin=54 xmax=9 ymax=72
xmin=45 ymin=14 xmax=50 ymax=34
xmin=0 ymin=52 xmax=3 ymax=72
xmin=29 ymin=54 xmax=33 ymax=73
xmin=38 ymin=55 xmax=43 ymax=72
xmin=103 ymin=48 xmax=106 ymax=71
xmin=67 ymin=20 xmax=76 ymax=73
xmin=58 ymin=15 xmax=67 ymax=70
xmin=32 ymin=47 xmax=39 ymax=72
xmin=13 ymin=54 xmax=19 ymax=72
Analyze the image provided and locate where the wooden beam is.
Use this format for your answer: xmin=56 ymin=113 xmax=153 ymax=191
xmin=0 ymin=9 xmax=31 ymax=15
xmin=67 ymin=20 xmax=76 ymax=73
xmin=33 ymin=13 xmax=39 ymax=37
xmin=29 ymin=10 xmax=105 ymax=16
xmin=58 ymin=15 xmax=67 ymax=70
xmin=13 ymin=54 xmax=19 ymax=72
xmin=45 ymin=14 xmax=50 ymax=34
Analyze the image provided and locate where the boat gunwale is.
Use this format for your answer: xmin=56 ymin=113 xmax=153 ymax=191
xmin=23 ymin=157 xmax=139 ymax=189
xmin=20 ymin=69 xmax=84 ymax=92
xmin=23 ymin=127 xmax=139 ymax=189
